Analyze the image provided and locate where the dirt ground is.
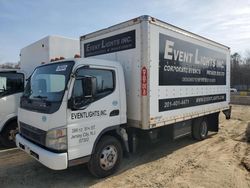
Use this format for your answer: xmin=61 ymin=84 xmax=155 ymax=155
xmin=0 ymin=104 xmax=250 ymax=188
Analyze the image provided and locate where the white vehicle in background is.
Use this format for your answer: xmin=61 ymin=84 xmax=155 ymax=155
xmin=0 ymin=70 xmax=24 ymax=147
xmin=16 ymin=15 xmax=231 ymax=177
xmin=20 ymin=35 xmax=79 ymax=76
xmin=0 ymin=36 xmax=79 ymax=147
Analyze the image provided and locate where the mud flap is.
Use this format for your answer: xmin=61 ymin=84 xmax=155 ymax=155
xmin=116 ymin=128 xmax=130 ymax=157
xmin=223 ymin=106 xmax=232 ymax=120
xmin=208 ymin=113 xmax=219 ymax=132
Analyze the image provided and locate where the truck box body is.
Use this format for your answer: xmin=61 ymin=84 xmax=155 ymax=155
xmin=20 ymin=35 xmax=79 ymax=77
xmin=80 ymin=15 xmax=230 ymax=130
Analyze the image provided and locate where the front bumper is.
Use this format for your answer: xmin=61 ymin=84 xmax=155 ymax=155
xmin=16 ymin=134 xmax=68 ymax=170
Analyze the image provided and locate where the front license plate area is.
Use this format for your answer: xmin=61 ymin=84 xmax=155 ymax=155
xmin=30 ymin=150 xmax=39 ymax=160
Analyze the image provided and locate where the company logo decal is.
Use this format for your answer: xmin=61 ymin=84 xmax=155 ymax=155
xmin=71 ymin=110 xmax=107 ymax=120
xmin=42 ymin=116 xmax=47 ymax=122
xmin=84 ymin=30 xmax=136 ymax=57
xmin=159 ymin=33 xmax=227 ymax=85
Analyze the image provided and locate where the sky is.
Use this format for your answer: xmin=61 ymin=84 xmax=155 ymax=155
xmin=1 ymin=0 xmax=250 ymax=64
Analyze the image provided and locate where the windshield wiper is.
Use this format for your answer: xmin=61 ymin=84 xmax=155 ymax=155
xmin=33 ymin=95 xmax=48 ymax=99
xmin=0 ymin=89 xmax=8 ymax=96
xmin=0 ymin=86 xmax=6 ymax=92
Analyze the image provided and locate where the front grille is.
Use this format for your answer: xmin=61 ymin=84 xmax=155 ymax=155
xmin=19 ymin=122 xmax=46 ymax=146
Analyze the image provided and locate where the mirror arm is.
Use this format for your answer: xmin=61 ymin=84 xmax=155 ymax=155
xmin=67 ymin=98 xmax=74 ymax=109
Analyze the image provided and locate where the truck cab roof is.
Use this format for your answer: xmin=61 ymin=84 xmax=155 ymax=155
xmin=0 ymin=69 xmax=19 ymax=73
xmin=38 ymin=58 xmax=123 ymax=72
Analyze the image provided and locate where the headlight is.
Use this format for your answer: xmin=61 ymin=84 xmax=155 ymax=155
xmin=46 ymin=127 xmax=67 ymax=151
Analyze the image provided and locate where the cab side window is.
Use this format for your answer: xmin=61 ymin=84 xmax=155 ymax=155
xmin=72 ymin=68 xmax=115 ymax=107
xmin=0 ymin=73 xmax=24 ymax=97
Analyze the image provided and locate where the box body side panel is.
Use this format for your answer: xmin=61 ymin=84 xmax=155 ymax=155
xmin=20 ymin=37 xmax=50 ymax=77
xmin=49 ymin=36 xmax=79 ymax=60
xmin=148 ymin=23 xmax=230 ymax=128
xmin=81 ymin=24 xmax=143 ymax=127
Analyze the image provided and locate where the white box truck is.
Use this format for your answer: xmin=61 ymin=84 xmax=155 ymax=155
xmin=0 ymin=36 xmax=79 ymax=147
xmin=16 ymin=16 xmax=231 ymax=177
xmin=0 ymin=70 xmax=24 ymax=147
xmin=20 ymin=35 xmax=80 ymax=77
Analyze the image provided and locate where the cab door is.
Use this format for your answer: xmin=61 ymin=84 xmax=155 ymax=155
xmin=67 ymin=65 xmax=121 ymax=160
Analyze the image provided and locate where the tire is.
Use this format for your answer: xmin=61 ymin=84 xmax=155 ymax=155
xmin=192 ymin=118 xmax=208 ymax=141
xmin=88 ymin=135 xmax=123 ymax=178
xmin=0 ymin=121 xmax=18 ymax=148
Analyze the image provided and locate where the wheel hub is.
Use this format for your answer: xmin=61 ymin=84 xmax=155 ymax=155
xmin=100 ymin=145 xmax=118 ymax=171
xmin=107 ymin=154 xmax=114 ymax=162
xmin=201 ymin=121 xmax=208 ymax=137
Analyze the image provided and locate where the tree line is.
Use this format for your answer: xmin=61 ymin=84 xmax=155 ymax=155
xmin=231 ymin=52 xmax=250 ymax=90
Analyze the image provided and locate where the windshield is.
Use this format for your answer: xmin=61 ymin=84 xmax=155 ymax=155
xmin=0 ymin=77 xmax=6 ymax=93
xmin=24 ymin=62 xmax=74 ymax=102
xmin=0 ymin=72 xmax=24 ymax=97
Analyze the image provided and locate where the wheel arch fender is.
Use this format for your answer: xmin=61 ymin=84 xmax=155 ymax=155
xmin=91 ymin=125 xmax=129 ymax=155
xmin=0 ymin=116 xmax=17 ymax=133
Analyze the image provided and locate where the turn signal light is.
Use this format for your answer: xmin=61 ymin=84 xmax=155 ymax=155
xmin=74 ymin=54 xmax=81 ymax=58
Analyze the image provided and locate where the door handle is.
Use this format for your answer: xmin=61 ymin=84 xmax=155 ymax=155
xmin=110 ymin=110 xmax=119 ymax=117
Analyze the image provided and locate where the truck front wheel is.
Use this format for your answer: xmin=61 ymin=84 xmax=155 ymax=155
xmin=0 ymin=121 xmax=18 ymax=148
xmin=88 ymin=135 xmax=123 ymax=178
xmin=192 ymin=118 xmax=208 ymax=141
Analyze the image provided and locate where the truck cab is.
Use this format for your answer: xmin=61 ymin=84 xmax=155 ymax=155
xmin=0 ymin=71 xmax=24 ymax=147
xmin=16 ymin=58 xmax=127 ymax=177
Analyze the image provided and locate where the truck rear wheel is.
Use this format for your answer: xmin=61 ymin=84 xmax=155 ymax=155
xmin=0 ymin=121 xmax=18 ymax=148
xmin=192 ymin=118 xmax=208 ymax=141
xmin=88 ymin=135 xmax=122 ymax=178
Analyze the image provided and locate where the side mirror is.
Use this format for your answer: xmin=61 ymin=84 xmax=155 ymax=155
xmin=83 ymin=76 xmax=97 ymax=98
xmin=68 ymin=76 xmax=97 ymax=110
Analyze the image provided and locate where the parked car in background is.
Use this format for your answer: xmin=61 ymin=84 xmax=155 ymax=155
xmin=230 ymin=88 xmax=237 ymax=93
